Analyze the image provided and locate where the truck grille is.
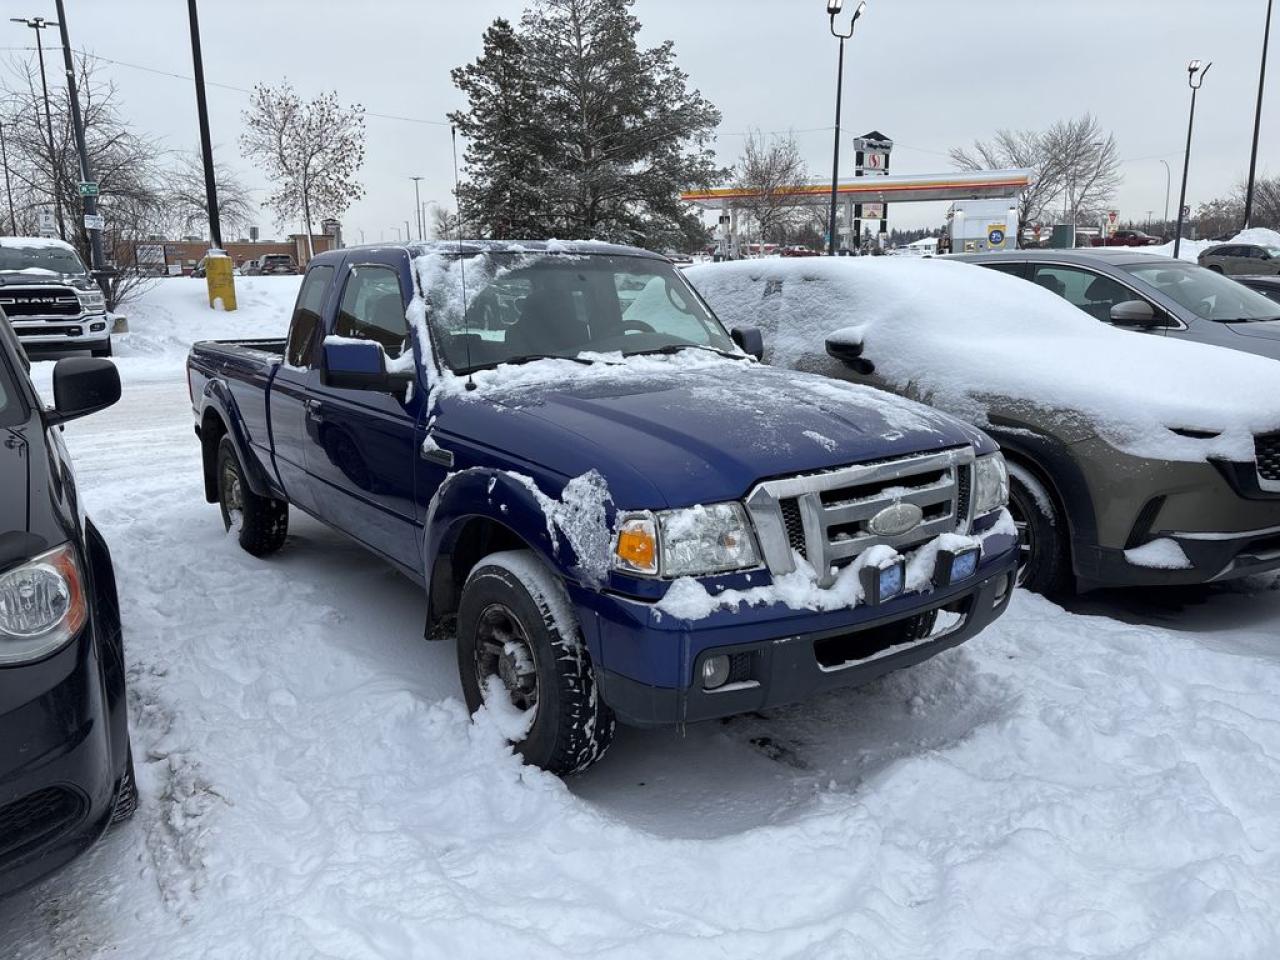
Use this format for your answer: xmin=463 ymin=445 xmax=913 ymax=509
xmin=0 ymin=287 xmax=81 ymax=318
xmin=1258 ymin=433 xmax=1280 ymax=487
xmin=746 ymin=447 xmax=976 ymax=587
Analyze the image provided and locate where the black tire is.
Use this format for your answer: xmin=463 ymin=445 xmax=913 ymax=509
xmin=216 ymin=435 xmax=288 ymax=556
xmin=91 ymin=339 xmax=113 ymax=358
xmin=1007 ymin=466 xmax=1072 ymax=595
xmin=1207 ymin=264 xmax=1224 ymax=274
xmin=110 ymin=748 xmax=138 ymax=825
xmin=457 ymin=551 xmax=614 ymax=775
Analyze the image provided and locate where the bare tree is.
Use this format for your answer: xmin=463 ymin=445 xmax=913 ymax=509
xmin=239 ymin=81 xmax=366 ymax=258
xmin=732 ymin=129 xmax=809 ymax=244
xmin=1 ymin=55 xmax=166 ymax=308
xmin=950 ymin=128 xmax=1063 ymax=229
xmin=1043 ymin=115 xmax=1121 ymax=225
xmin=164 ymin=151 xmax=257 ymax=240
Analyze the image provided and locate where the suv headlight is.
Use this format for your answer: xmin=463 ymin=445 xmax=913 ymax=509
xmin=77 ymin=288 xmax=106 ymax=313
xmin=613 ymin=503 xmax=759 ymax=577
xmin=973 ymin=453 xmax=1009 ymax=516
xmin=0 ymin=544 xmax=88 ymax=665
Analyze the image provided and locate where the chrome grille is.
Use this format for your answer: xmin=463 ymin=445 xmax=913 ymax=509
xmin=1258 ymin=433 xmax=1280 ymax=488
xmin=0 ymin=286 xmax=81 ymax=318
xmin=746 ymin=447 xmax=976 ymax=587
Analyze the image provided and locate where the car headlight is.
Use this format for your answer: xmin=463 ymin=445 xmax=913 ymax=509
xmin=613 ymin=503 xmax=759 ymax=577
xmin=0 ymin=544 xmax=88 ymax=665
xmin=973 ymin=453 xmax=1009 ymax=516
xmin=77 ymin=289 xmax=106 ymax=313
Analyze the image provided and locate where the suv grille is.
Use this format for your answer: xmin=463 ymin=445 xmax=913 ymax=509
xmin=1258 ymin=433 xmax=1280 ymax=485
xmin=0 ymin=786 xmax=85 ymax=867
xmin=746 ymin=447 xmax=976 ymax=587
xmin=0 ymin=286 xmax=81 ymax=318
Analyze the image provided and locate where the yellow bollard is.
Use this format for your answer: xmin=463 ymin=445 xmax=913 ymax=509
xmin=204 ymin=251 xmax=237 ymax=311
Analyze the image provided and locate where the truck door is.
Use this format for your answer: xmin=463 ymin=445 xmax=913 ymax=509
xmin=270 ymin=263 xmax=334 ymax=515
xmin=302 ymin=260 xmax=423 ymax=573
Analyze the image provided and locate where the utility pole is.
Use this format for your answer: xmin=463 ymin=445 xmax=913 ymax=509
xmin=11 ymin=17 xmax=65 ymax=240
xmin=1243 ymin=0 xmax=1273 ymax=229
xmin=186 ymin=0 xmax=221 ymax=249
xmin=0 ymin=120 xmax=16 ymax=235
xmin=53 ymin=0 xmax=106 ymax=286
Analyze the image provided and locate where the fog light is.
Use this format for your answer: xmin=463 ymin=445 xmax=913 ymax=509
xmin=933 ymin=547 xmax=981 ymax=588
xmin=860 ymin=557 xmax=906 ymax=605
xmin=702 ymin=654 xmax=730 ymax=690
xmin=90 ymin=322 xmax=105 ymax=332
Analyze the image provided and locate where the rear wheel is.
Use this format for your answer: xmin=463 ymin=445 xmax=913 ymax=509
xmin=1007 ymin=465 xmax=1071 ymax=595
xmin=457 ymin=551 xmax=614 ymax=775
xmin=216 ymin=435 xmax=288 ymax=556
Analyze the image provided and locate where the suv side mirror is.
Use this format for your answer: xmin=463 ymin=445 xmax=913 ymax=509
xmin=321 ymin=338 xmax=413 ymax=393
xmin=825 ymin=333 xmax=875 ymax=375
xmin=731 ymin=326 xmax=764 ymax=361
xmin=1110 ymin=299 xmax=1160 ymax=327
xmin=47 ymin=357 xmax=120 ymax=425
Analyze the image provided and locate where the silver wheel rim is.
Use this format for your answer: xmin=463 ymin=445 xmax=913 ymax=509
xmin=474 ymin=603 xmax=539 ymax=715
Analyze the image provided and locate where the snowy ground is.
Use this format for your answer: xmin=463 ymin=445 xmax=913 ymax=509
xmin=5 ymin=278 xmax=1280 ymax=958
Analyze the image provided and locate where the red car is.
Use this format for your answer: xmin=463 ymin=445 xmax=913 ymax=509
xmin=1091 ymin=229 xmax=1163 ymax=248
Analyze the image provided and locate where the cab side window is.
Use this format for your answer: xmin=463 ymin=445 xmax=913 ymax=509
xmin=1031 ymin=265 xmax=1137 ymax=323
xmin=285 ymin=265 xmax=334 ymax=367
xmin=333 ymin=266 xmax=409 ymax=358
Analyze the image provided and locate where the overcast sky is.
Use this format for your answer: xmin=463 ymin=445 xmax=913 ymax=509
xmin=7 ymin=0 xmax=1277 ymax=240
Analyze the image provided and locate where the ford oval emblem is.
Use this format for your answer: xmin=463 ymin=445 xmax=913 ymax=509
xmin=868 ymin=502 xmax=923 ymax=537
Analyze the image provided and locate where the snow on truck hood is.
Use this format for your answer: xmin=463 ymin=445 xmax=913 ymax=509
xmin=434 ymin=355 xmax=986 ymax=509
xmin=688 ymin=257 xmax=1280 ymax=463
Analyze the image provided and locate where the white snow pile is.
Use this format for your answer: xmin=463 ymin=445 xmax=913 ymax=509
xmin=1129 ymin=226 xmax=1280 ymax=261
xmin=687 ymin=257 xmax=1280 ymax=463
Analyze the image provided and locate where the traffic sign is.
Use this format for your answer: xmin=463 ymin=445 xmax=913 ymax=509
xmin=1182 ymin=205 xmax=1191 ymax=218
xmin=1107 ymin=210 xmax=1118 ymax=224
xmin=78 ymin=181 xmax=99 ymax=197
xmin=83 ymin=213 xmax=105 ymax=231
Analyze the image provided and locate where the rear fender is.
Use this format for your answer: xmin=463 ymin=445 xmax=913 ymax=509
xmin=198 ymin=380 xmax=277 ymax=501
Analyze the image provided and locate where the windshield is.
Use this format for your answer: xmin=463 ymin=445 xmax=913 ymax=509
xmin=0 ymin=244 xmax=88 ymax=276
xmin=424 ymin=252 xmax=739 ymax=373
xmin=1121 ymin=261 xmax=1280 ymax=322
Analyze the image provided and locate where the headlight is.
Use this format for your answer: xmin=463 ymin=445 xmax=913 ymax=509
xmin=0 ymin=544 xmax=88 ymax=665
xmin=973 ymin=453 xmax=1009 ymax=516
xmin=77 ymin=289 xmax=106 ymax=313
xmin=613 ymin=503 xmax=759 ymax=577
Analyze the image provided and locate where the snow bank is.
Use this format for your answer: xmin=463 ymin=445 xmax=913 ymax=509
xmin=687 ymin=257 xmax=1280 ymax=462
xmin=1125 ymin=226 xmax=1280 ymax=262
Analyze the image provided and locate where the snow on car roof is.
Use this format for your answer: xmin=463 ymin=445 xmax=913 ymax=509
xmin=687 ymin=256 xmax=1280 ymax=463
xmin=0 ymin=236 xmax=78 ymax=252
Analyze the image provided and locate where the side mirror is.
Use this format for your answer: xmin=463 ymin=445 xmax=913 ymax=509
xmin=1110 ymin=299 xmax=1160 ymax=327
xmin=731 ymin=326 xmax=764 ymax=361
xmin=46 ymin=357 xmax=120 ymax=426
xmin=825 ymin=334 xmax=875 ymax=375
xmin=321 ymin=338 xmax=414 ymax=392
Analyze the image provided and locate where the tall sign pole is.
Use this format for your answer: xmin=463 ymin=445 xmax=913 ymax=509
xmin=11 ymin=17 xmax=65 ymax=240
xmin=1243 ymin=0 xmax=1273 ymax=229
xmin=53 ymin=1 xmax=106 ymax=287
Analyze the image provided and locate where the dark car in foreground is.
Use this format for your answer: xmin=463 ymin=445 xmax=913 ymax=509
xmin=1198 ymin=242 xmax=1280 ymax=276
xmin=0 ymin=313 xmax=134 ymax=897
xmin=188 ymin=240 xmax=1017 ymax=775
xmin=953 ymin=249 xmax=1280 ymax=362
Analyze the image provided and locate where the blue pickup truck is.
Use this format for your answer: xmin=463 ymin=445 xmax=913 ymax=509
xmin=187 ymin=241 xmax=1018 ymax=774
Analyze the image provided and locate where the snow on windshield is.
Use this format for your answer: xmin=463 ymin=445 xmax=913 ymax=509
xmin=688 ymin=257 xmax=1280 ymax=462
xmin=0 ymin=238 xmax=88 ymax=275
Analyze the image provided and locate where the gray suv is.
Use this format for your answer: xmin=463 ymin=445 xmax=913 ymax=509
xmin=1199 ymin=242 xmax=1280 ymax=276
xmin=953 ymin=249 xmax=1280 ymax=362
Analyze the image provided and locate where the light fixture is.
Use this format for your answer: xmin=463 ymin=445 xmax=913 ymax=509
xmin=860 ymin=557 xmax=906 ymax=605
xmin=932 ymin=547 xmax=981 ymax=589
xmin=702 ymin=655 xmax=731 ymax=690
xmin=827 ymin=0 xmax=842 ymax=14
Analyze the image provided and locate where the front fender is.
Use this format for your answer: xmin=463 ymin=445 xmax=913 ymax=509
xmin=199 ymin=380 xmax=277 ymax=500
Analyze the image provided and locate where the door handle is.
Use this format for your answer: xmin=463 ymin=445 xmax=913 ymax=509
xmin=421 ymin=446 xmax=454 ymax=468
xmin=305 ymin=399 xmax=323 ymax=421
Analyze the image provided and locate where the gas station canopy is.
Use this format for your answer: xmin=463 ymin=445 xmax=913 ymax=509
xmin=681 ymin=169 xmax=1032 ymax=208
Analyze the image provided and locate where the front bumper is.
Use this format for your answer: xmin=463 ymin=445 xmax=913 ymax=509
xmin=581 ymin=538 xmax=1018 ymax=727
xmin=0 ymin=627 xmax=120 ymax=898
xmin=11 ymin=315 xmax=111 ymax=351
xmin=1083 ymin=524 xmax=1280 ymax=588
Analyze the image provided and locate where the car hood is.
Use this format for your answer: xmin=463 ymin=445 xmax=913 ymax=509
xmin=1223 ymin=319 xmax=1280 ymax=349
xmin=436 ymin=357 xmax=986 ymax=508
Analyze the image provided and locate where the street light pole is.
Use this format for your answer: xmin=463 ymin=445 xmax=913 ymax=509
xmin=411 ymin=176 xmax=424 ymax=240
xmin=11 ymin=17 xmax=65 ymax=240
xmin=52 ymin=1 xmax=106 ymax=283
xmin=186 ymin=0 xmax=222 ymax=250
xmin=825 ymin=0 xmax=866 ymax=257
xmin=1243 ymin=0 xmax=1273 ymax=229
xmin=1158 ymin=159 xmax=1171 ymax=226
xmin=1174 ymin=60 xmax=1211 ymax=261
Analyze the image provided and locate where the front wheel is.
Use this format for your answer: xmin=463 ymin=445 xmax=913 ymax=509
xmin=109 ymin=747 xmax=138 ymax=825
xmin=457 ymin=551 xmax=615 ymax=775
xmin=216 ymin=435 xmax=289 ymax=556
xmin=91 ymin=339 xmax=113 ymax=358
xmin=1007 ymin=465 xmax=1072 ymax=595
xmin=1207 ymin=264 xmax=1224 ymax=274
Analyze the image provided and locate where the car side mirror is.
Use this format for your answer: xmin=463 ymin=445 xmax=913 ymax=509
xmin=1110 ymin=299 xmax=1160 ymax=327
xmin=731 ymin=326 xmax=764 ymax=361
xmin=321 ymin=338 xmax=414 ymax=393
xmin=46 ymin=357 xmax=120 ymax=426
xmin=825 ymin=334 xmax=875 ymax=375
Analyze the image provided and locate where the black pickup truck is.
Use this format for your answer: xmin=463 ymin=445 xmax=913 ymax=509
xmin=0 ymin=312 xmax=134 ymax=897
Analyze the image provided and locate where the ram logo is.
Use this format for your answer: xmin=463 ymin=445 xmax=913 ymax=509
xmin=867 ymin=502 xmax=923 ymax=538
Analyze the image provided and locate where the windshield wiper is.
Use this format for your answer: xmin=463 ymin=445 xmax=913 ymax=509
xmin=625 ymin=343 xmax=745 ymax=360
xmin=456 ymin=353 xmax=597 ymax=375
xmin=1219 ymin=316 xmax=1280 ymax=324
